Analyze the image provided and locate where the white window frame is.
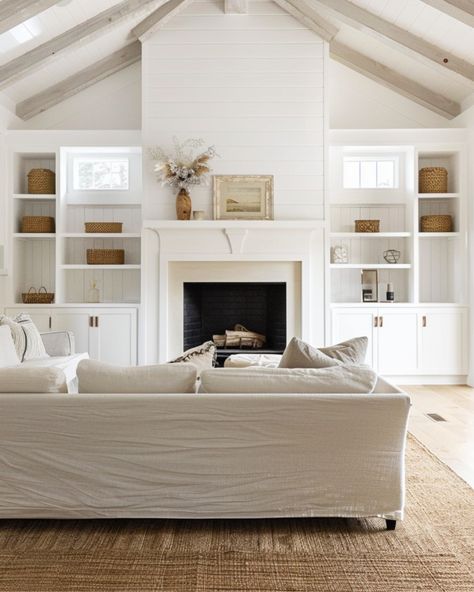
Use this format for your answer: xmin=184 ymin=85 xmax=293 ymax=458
xmin=72 ymin=156 xmax=130 ymax=192
xmin=343 ymin=155 xmax=400 ymax=189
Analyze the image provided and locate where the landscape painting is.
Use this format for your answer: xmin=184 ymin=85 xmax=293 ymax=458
xmin=213 ymin=175 xmax=274 ymax=220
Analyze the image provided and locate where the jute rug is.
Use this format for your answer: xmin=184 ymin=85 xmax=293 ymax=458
xmin=0 ymin=436 xmax=473 ymax=592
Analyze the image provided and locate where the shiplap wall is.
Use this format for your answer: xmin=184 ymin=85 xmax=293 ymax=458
xmin=142 ymin=0 xmax=325 ymax=220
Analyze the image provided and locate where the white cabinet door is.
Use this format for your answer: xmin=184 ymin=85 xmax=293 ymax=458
xmin=331 ymin=307 xmax=377 ymax=368
xmin=51 ymin=311 xmax=92 ymax=356
xmin=377 ymin=310 xmax=418 ymax=375
xmin=419 ymin=309 xmax=467 ymax=375
xmin=95 ymin=310 xmax=137 ymax=365
xmin=5 ymin=308 xmax=51 ymax=332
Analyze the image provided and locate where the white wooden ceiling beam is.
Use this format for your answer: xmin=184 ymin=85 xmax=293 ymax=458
xmin=0 ymin=0 xmax=61 ymax=35
xmin=313 ymin=0 xmax=474 ymax=82
xmin=272 ymin=0 xmax=337 ymax=42
xmin=418 ymin=0 xmax=474 ymax=28
xmin=131 ymin=0 xmax=194 ymax=40
xmin=224 ymin=0 xmax=248 ymax=14
xmin=0 ymin=0 xmax=160 ymax=90
xmin=330 ymin=41 xmax=461 ymax=120
xmin=16 ymin=41 xmax=141 ymax=120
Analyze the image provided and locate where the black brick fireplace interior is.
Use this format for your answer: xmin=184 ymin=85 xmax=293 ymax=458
xmin=183 ymin=282 xmax=287 ymax=362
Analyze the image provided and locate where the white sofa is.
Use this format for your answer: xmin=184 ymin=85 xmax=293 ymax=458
xmin=0 ymin=376 xmax=410 ymax=529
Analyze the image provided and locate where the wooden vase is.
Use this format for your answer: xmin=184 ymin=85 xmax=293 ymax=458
xmin=176 ymin=189 xmax=192 ymax=220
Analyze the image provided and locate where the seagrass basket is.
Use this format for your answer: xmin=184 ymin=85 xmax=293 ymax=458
xmin=419 ymin=167 xmax=448 ymax=193
xmin=420 ymin=215 xmax=453 ymax=232
xmin=21 ymin=216 xmax=55 ymax=233
xmin=27 ymin=169 xmax=56 ymax=194
xmin=355 ymin=220 xmax=380 ymax=233
xmin=87 ymin=249 xmax=124 ymax=265
xmin=85 ymin=222 xmax=123 ymax=233
xmin=22 ymin=287 xmax=55 ymax=304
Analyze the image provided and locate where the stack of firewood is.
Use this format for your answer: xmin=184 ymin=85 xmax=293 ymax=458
xmin=213 ymin=324 xmax=266 ymax=349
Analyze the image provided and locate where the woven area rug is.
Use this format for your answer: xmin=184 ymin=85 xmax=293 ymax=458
xmin=0 ymin=436 xmax=473 ymax=592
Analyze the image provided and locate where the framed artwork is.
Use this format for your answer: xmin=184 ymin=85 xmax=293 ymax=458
xmin=361 ymin=269 xmax=378 ymax=303
xmin=213 ymin=175 xmax=274 ymax=220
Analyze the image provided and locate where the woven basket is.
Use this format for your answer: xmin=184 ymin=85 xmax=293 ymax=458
xmin=22 ymin=287 xmax=55 ymax=304
xmin=419 ymin=167 xmax=448 ymax=193
xmin=87 ymin=249 xmax=124 ymax=265
xmin=420 ymin=215 xmax=453 ymax=232
xmin=21 ymin=216 xmax=55 ymax=233
xmin=27 ymin=169 xmax=56 ymax=194
xmin=355 ymin=220 xmax=380 ymax=233
xmin=85 ymin=222 xmax=123 ymax=233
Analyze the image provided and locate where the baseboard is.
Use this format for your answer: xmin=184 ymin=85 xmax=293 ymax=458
xmin=383 ymin=375 xmax=468 ymax=386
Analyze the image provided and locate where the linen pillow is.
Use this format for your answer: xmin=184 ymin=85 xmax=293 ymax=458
xmin=200 ymin=365 xmax=377 ymax=394
xmin=0 ymin=325 xmax=20 ymax=368
xmin=279 ymin=337 xmax=342 ymax=369
xmin=0 ymin=313 xmax=48 ymax=362
xmin=319 ymin=337 xmax=368 ymax=364
xmin=0 ymin=367 xmax=67 ymax=393
xmin=168 ymin=341 xmax=216 ymax=375
xmin=77 ymin=359 xmax=197 ymax=394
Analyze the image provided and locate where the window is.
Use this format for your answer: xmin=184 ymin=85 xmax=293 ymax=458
xmin=72 ymin=157 xmax=129 ymax=191
xmin=343 ymin=156 xmax=398 ymax=189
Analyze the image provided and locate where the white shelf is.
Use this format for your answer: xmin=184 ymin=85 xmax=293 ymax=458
xmin=417 ymin=193 xmax=459 ymax=199
xmin=330 ymin=232 xmax=411 ymax=238
xmin=67 ymin=202 xmax=141 ymax=207
xmin=14 ymin=233 xmax=56 ymax=239
xmin=61 ymin=264 xmax=141 ymax=270
xmin=63 ymin=233 xmax=141 ymax=238
xmin=13 ymin=194 xmax=56 ymax=200
xmin=330 ymin=264 xmax=411 ymax=269
xmin=418 ymin=232 xmax=460 ymax=238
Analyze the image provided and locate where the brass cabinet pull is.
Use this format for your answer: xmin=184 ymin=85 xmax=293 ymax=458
xmin=89 ymin=316 xmax=93 ymax=328
xmin=374 ymin=315 xmax=378 ymax=328
xmin=422 ymin=315 xmax=427 ymax=327
xmin=95 ymin=316 xmax=99 ymax=328
xmin=49 ymin=316 xmax=52 ymax=330
xmin=379 ymin=316 xmax=384 ymax=328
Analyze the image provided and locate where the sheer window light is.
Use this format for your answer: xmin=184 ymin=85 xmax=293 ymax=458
xmin=343 ymin=157 xmax=398 ymax=189
xmin=73 ymin=157 xmax=129 ymax=191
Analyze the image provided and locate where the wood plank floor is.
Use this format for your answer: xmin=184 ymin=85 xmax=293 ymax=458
xmin=403 ymin=384 xmax=474 ymax=487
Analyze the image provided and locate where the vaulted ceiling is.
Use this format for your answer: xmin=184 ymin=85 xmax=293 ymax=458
xmin=0 ymin=0 xmax=473 ymax=122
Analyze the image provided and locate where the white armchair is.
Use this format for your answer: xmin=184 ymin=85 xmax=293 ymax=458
xmin=40 ymin=331 xmax=75 ymax=357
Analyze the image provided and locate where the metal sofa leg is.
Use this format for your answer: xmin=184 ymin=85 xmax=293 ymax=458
xmin=386 ymin=519 xmax=396 ymax=530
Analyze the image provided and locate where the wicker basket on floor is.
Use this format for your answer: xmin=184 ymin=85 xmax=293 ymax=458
xmin=27 ymin=169 xmax=56 ymax=194
xmin=85 ymin=222 xmax=123 ymax=233
xmin=419 ymin=167 xmax=448 ymax=193
xmin=355 ymin=220 xmax=380 ymax=233
xmin=420 ymin=215 xmax=453 ymax=232
xmin=22 ymin=287 xmax=55 ymax=304
xmin=87 ymin=249 xmax=124 ymax=265
xmin=21 ymin=216 xmax=55 ymax=233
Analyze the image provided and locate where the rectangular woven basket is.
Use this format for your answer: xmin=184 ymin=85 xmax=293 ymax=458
xmin=21 ymin=216 xmax=55 ymax=233
xmin=420 ymin=215 xmax=453 ymax=232
xmin=419 ymin=167 xmax=448 ymax=193
xmin=27 ymin=168 xmax=56 ymax=194
xmin=355 ymin=220 xmax=380 ymax=233
xmin=86 ymin=249 xmax=125 ymax=265
xmin=22 ymin=287 xmax=55 ymax=304
xmin=85 ymin=222 xmax=123 ymax=233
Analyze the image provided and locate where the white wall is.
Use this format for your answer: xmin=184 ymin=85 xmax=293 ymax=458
xmin=141 ymin=0 xmax=326 ymax=220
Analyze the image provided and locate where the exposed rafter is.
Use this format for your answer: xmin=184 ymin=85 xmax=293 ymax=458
xmin=0 ymin=0 xmax=160 ymax=90
xmin=330 ymin=41 xmax=461 ymax=119
xmin=272 ymin=0 xmax=337 ymax=42
xmin=224 ymin=0 xmax=248 ymax=14
xmin=312 ymin=0 xmax=474 ymax=82
xmin=418 ymin=0 xmax=474 ymax=28
xmin=16 ymin=42 xmax=141 ymax=120
xmin=131 ymin=0 xmax=194 ymax=40
xmin=0 ymin=0 xmax=61 ymax=35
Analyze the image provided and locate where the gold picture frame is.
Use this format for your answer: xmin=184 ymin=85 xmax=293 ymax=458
xmin=213 ymin=175 xmax=274 ymax=220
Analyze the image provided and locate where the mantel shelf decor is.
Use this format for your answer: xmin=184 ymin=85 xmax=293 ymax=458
xmin=149 ymin=138 xmax=217 ymax=220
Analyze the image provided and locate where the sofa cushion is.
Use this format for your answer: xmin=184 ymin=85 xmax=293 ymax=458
xmin=0 ymin=367 xmax=67 ymax=393
xmin=169 ymin=341 xmax=216 ymax=375
xmin=0 ymin=313 xmax=48 ymax=362
xmin=22 ymin=352 xmax=89 ymax=387
xmin=0 ymin=325 xmax=20 ymax=368
xmin=201 ymin=365 xmax=377 ymax=394
xmin=77 ymin=359 xmax=197 ymax=394
xmin=279 ymin=337 xmax=342 ymax=369
xmin=319 ymin=337 xmax=368 ymax=364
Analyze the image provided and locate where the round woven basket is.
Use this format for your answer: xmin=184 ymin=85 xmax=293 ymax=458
xmin=85 ymin=222 xmax=123 ymax=233
xmin=355 ymin=220 xmax=380 ymax=233
xmin=419 ymin=167 xmax=448 ymax=193
xmin=27 ymin=169 xmax=56 ymax=194
xmin=21 ymin=216 xmax=55 ymax=233
xmin=420 ymin=215 xmax=453 ymax=232
xmin=87 ymin=249 xmax=125 ymax=265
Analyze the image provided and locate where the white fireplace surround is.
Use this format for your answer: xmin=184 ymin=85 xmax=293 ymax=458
xmin=141 ymin=221 xmax=326 ymax=363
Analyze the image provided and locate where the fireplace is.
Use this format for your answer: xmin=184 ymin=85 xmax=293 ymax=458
xmin=183 ymin=282 xmax=286 ymax=363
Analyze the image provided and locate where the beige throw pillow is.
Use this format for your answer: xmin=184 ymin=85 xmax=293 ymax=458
xmin=278 ymin=337 xmax=342 ymax=369
xmin=168 ymin=341 xmax=216 ymax=376
xmin=0 ymin=313 xmax=48 ymax=362
xmin=319 ymin=337 xmax=368 ymax=364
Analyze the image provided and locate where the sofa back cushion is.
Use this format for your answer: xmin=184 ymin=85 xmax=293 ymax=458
xmin=0 ymin=313 xmax=48 ymax=362
xmin=278 ymin=337 xmax=342 ymax=369
xmin=77 ymin=359 xmax=197 ymax=394
xmin=201 ymin=365 xmax=377 ymax=394
xmin=0 ymin=325 xmax=20 ymax=368
xmin=319 ymin=336 xmax=368 ymax=364
xmin=0 ymin=367 xmax=67 ymax=393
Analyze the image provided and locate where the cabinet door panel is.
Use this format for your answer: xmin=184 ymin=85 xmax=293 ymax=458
xmin=420 ymin=310 xmax=467 ymax=374
xmin=331 ymin=308 xmax=376 ymax=368
xmin=96 ymin=311 xmax=137 ymax=365
xmin=377 ymin=311 xmax=418 ymax=375
xmin=51 ymin=311 xmax=91 ymax=356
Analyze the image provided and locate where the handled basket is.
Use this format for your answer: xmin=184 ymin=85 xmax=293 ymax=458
xmin=22 ymin=287 xmax=55 ymax=304
xmin=21 ymin=216 xmax=55 ymax=233
xmin=420 ymin=215 xmax=453 ymax=232
xmin=27 ymin=169 xmax=56 ymax=194
xmin=419 ymin=167 xmax=448 ymax=193
xmin=85 ymin=222 xmax=123 ymax=233
xmin=87 ymin=249 xmax=125 ymax=265
xmin=355 ymin=219 xmax=380 ymax=233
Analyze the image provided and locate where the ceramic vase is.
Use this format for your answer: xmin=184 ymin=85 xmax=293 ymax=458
xmin=176 ymin=189 xmax=192 ymax=220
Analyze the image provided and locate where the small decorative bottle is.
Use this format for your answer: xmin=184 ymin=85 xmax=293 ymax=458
xmin=87 ymin=280 xmax=100 ymax=303
xmin=386 ymin=282 xmax=394 ymax=302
